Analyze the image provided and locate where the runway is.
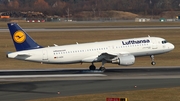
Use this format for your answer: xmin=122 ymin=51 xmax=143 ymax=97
xmin=0 ymin=66 xmax=180 ymax=101
xmin=1 ymin=26 xmax=180 ymax=32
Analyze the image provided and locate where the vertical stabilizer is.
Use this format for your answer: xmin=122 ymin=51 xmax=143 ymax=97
xmin=7 ymin=22 xmax=43 ymax=51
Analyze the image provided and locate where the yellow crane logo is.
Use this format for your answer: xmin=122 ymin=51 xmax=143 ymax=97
xmin=13 ymin=30 xmax=26 ymax=43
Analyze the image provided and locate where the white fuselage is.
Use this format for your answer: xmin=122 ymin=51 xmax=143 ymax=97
xmin=7 ymin=37 xmax=174 ymax=64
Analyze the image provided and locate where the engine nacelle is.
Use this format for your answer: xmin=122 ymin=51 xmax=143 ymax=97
xmin=112 ymin=54 xmax=135 ymax=66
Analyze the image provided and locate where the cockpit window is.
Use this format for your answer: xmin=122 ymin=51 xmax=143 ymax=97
xmin=162 ymin=40 xmax=167 ymax=44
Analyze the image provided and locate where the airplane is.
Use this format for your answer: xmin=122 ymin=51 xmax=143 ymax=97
xmin=6 ymin=22 xmax=174 ymax=71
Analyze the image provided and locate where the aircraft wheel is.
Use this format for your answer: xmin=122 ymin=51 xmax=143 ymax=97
xmin=151 ymin=61 xmax=156 ymax=65
xmin=89 ymin=65 xmax=96 ymax=70
xmin=99 ymin=67 xmax=106 ymax=71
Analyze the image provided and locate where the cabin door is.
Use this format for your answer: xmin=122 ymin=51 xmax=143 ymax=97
xmin=42 ymin=50 xmax=48 ymax=62
xmin=151 ymin=39 xmax=158 ymax=49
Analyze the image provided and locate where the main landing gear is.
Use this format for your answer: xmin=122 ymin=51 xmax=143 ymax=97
xmin=89 ymin=63 xmax=96 ymax=70
xmin=150 ymin=55 xmax=156 ymax=65
xmin=89 ymin=61 xmax=106 ymax=71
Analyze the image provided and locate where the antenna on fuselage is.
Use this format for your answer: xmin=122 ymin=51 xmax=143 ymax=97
xmin=148 ymin=35 xmax=150 ymax=37
xmin=54 ymin=44 xmax=58 ymax=46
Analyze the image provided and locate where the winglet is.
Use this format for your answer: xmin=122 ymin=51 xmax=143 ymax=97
xmin=7 ymin=22 xmax=43 ymax=51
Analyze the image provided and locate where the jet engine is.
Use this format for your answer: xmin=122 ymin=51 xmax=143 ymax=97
xmin=112 ymin=54 xmax=135 ymax=66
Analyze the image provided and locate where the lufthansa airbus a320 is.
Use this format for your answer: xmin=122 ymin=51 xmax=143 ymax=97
xmin=6 ymin=23 xmax=174 ymax=71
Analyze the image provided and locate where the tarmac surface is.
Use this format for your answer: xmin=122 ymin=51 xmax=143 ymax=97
xmin=1 ymin=26 xmax=180 ymax=32
xmin=0 ymin=66 xmax=180 ymax=101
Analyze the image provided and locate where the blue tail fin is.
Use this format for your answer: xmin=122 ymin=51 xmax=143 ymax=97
xmin=7 ymin=22 xmax=43 ymax=51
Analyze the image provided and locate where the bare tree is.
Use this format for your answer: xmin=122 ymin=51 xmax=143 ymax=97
xmin=34 ymin=0 xmax=49 ymax=13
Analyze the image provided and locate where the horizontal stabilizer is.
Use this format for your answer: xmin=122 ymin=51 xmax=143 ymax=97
xmin=17 ymin=53 xmax=31 ymax=56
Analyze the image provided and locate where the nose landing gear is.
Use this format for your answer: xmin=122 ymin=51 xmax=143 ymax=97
xmin=150 ymin=55 xmax=156 ymax=65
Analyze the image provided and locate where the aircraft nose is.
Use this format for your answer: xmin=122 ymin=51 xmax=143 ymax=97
xmin=169 ymin=43 xmax=175 ymax=50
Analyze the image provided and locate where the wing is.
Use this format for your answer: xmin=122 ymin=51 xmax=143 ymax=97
xmin=97 ymin=52 xmax=116 ymax=61
xmin=97 ymin=52 xmax=129 ymax=62
xmin=81 ymin=52 xmax=130 ymax=63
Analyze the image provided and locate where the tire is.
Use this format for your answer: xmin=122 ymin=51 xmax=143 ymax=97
xmin=89 ymin=65 xmax=96 ymax=70
xmin=151 ymin=61 xmax=156 ymax=65
xmin=99 ymin=67 xmax=105 ymax=71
